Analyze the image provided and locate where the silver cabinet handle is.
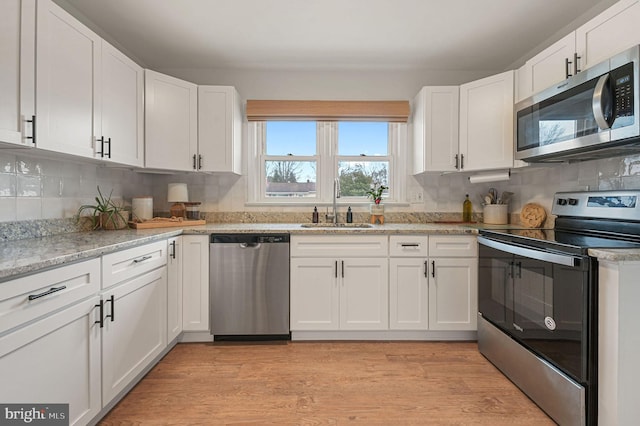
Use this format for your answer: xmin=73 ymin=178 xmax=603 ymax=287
xmin=28 ymin=285 xmax=66 ymax=300
xmin=133 ymin=255 xmax=152 ymax=263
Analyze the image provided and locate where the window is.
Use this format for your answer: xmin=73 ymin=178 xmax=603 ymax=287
xmin=337 ymin=122 xmax=389 ymax=199
xmin=264 ymin=121 xmax=317 ymax=198
xmin=248 ymin=121 xmax=405 ymax=204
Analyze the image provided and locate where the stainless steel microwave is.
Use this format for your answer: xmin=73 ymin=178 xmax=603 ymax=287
xmin=515 ymin=45 xmax=640 ymax=163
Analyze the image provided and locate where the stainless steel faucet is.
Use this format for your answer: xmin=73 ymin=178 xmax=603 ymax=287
xmin=326 ymin=178 xmax=341 ymax=224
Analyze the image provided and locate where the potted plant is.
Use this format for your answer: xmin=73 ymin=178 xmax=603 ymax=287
xmin=365 ymin=183 xmax=388 ymax=215
xmin=77 ymin=186 xmax=129 ymax=230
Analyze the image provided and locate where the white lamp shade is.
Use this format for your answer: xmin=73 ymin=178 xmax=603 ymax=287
xmin=167 ymin=183 xmax=189 ymax=203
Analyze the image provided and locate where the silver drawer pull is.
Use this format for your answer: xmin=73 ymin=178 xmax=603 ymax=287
xmin=28 ymin=285 xmax=66 ymax=301
xmin=133 ymin=255 xmax=152 ymax=263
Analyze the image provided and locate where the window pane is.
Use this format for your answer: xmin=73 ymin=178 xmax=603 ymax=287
xmin=338 ymin=122 xmax=388 ymax=156
xmin=266 ymin=121 xmax=316 ymax=155
xmin=338 ymin=161 xmax=389 ymax=197
xmin=265 ymin=160 xmax=316 ymax=197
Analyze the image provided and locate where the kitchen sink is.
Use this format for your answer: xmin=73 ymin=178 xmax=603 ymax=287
xmin=300 ymin=223 xmax=372 ymax=228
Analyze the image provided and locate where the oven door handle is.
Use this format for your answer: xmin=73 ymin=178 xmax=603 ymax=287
xmin=478 ymin=236 xmax=579 ymax=267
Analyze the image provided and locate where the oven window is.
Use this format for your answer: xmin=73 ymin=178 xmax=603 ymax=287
xmin=478 ymin=243 xmax=592 ymax=382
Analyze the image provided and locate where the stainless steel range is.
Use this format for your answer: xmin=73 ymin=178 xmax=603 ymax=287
xmin=477 ymin=190 xmax=640 ymax=426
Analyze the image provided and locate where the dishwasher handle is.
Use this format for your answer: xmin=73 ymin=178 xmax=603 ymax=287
xmin=239 ymin=242 xmax=262 ymax=249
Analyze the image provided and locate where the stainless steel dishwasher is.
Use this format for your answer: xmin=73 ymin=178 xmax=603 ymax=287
xmin=209 ymin=234 xmax=290 ymax=340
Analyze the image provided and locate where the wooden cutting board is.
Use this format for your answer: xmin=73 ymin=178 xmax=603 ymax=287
xmin=129 ymin=219 xmax=206 ymax=229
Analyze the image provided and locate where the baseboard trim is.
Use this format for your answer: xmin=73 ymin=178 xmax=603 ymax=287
xmin=291 ymin=330 xmax=477 ymax=341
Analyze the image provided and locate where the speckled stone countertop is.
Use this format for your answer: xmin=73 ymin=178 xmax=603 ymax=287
xmin=0 ymin=222 xmax=482 ymax=281
xmin=4 ymin=222 xmax=639 ymax=282
xmin=587 ymin=248 xmax=640 ymax=262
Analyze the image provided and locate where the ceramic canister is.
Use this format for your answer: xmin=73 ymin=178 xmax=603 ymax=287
xmin=132 ymin=197 xmax=153 ymax=221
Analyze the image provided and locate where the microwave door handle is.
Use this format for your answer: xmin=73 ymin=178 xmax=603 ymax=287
xmin=477 ymin=236 xmax=579 ymax=267
xmin=592 ymin=74 xmax=612 ymax=130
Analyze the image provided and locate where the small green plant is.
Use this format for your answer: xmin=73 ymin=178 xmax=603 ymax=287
xmin=365 ymin=183 xmax=388 ymax=205
xmin=77 ymin=186 xmax=128 ymax=230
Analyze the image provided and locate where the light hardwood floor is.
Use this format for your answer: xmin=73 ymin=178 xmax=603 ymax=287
xmin=99 ymin=341 xmax=554 ymax=425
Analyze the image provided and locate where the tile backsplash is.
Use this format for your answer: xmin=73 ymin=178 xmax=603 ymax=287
xmin=2 ymin=151 xmax=640 ymax=225
xmin=0 ymin=152 xmax=154 ymax=222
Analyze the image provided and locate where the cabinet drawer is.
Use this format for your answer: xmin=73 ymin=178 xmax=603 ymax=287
xmin=102 ymin=240 xmax=167 ymax=289
xmin=389 ymin=236 xmax=428 ymax=257
xmin=0 ymin=258 xmax=101 ymax=334
xmin=291 ymin=235 xmax=388 ymax=257
xmin=429 ymin=235 xmax=477 ymax=257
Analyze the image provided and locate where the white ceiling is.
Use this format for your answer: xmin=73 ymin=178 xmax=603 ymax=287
xmin=60 ymin=0 xmax=612 ymax=71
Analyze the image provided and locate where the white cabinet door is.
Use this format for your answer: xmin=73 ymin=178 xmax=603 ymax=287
xmin=35 ymin=0 xmax=100 ymax=158
xmin=144 ymin=69 xmax=198 ymax=171
xmin=99 ymin=40 xmax=144 ymax=167
xmin=0 ymin=0 xmax=35 ymax=147
xmin=389 ymin=258 xmax=428 ymax=330
xmin=429 ymin=257 xmax=477 ymax=331
xmin=167 ymin=236 xmax=183 ymax=341
xmin=198 ymin=86 xmax=242 ymax=174
xmin=340 ymin=258 xmax=388 ymax=330
xmin=459 ymin=70 xmax=514 ymax=171
xmin=576 ymin=0 xmax=640 ymax=71
xmin=290 ymin=258 xmax=339 ymax=330
xmin=525 ymin=32 xmax=577 ymax=99
xmin=182 ymin=235 xmax=209 ymax=332
xmin=412 ymin=86 xmax=459 ymax=173
xmin=101 ymin=267 xmax=167 ymax=406
xmin=0 ymin=296 xmax=101 ymax=426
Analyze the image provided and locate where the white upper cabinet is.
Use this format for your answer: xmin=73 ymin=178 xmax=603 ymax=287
xmin=35 ymin=0 xmax=100 ymax=159
xmin=0 ymin=0 xmax=35 ymax=147
xmin=198 ymin=86 xmax=243 ymax=174
xmin=32 ymin=0 xmax=143 ymax=165
xmin=516 ymin=0 xmax=640 ymax=103
xmin=459 ymin=70 xmax=514 ymax=171
xmin=145 ymin=69 xmax=198 ymax=171
xmin=517 ymin=32 xmax=577 ymax=103
xmin=412 ymin=86 xmax=459 ymax=173
xmin=99 ymin=40 xmax=144 ymax=167
xmin=576 ymin=0 xmax=640 ymax=70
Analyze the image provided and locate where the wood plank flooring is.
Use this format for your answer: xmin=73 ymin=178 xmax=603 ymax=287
xmin=99 ymin=341 xmax=554 ymax=425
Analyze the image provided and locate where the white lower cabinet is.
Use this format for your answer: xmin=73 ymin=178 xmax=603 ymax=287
xmin=167 ymin=236 xmax=183 ymax=341
xmin=428 ymin=236 xmax=478 ymax=331
xmin=389 ymin=257 xmax=429 ymax=330
xmin=100 ymin=266 xmax=167 ymax=406
xmin=290 ymin=235 xmax=389 ymax=331
xmin=182 ymin=235 xmax=209 ymax=332
xmin=0 ymin=296 xmax=102 ymax=426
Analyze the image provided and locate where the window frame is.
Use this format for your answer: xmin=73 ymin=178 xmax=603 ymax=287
xmin=247 ymin=121 xmax=406 ymax=205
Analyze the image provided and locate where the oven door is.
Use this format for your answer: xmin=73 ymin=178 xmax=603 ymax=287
xmin=478 ymin=236 xmax=595 ymax=383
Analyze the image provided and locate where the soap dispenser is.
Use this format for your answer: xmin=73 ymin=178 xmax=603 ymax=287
xmin=312 ymin=206 xmax=319 ymax=223
xmin=346 ymin=206 xmax=353 ymax=223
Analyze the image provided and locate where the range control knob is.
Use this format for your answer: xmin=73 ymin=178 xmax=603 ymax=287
xmin=557 ymin=198 xmax=568 ymax=205
xmin=568 ymin=198 xmax=579 ymax=206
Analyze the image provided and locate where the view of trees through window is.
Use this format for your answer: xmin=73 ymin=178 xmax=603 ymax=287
xmin=263 ymin=121 xmax=389 ymax=199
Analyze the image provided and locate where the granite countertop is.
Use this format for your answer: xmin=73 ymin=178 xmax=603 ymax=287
xmin=587 ymin=248 xmax=640 ymax=262
xmin=0 ymin=222 xmax=480 ymax=281
xmin=3 ymin=221 xmax=639 ymax=282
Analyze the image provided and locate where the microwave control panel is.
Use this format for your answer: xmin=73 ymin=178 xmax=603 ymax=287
xmin=612 ymin=62 xmax=634 ymax=122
